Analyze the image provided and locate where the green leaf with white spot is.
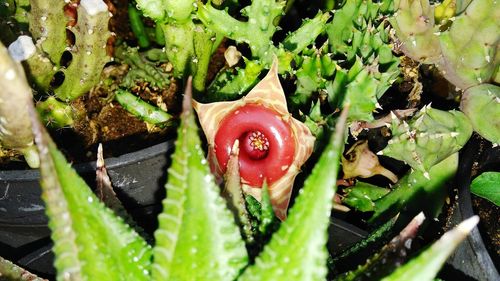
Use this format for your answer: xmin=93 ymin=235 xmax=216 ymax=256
xmin=152 ymin=79 xmax=248 ymax=281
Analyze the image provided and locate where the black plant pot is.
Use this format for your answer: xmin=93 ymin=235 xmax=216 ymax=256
xmin=0 ymin=140 xmax=367 ymax=278
xmin=445 ymin=136 xmax=500 ymax=281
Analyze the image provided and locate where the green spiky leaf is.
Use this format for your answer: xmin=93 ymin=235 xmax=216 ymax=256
xmin=239 ymin=108 xmax=349 ymax=281
xmin=151 ymin=78 xmax=248 ymax=281
xmin=29 ymin=104 xmax=152 ymax=281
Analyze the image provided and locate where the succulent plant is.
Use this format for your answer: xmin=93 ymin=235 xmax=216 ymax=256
xmin=135 ymin=0 xmax=214 ymax=92
xmin=1 ymin=84 xmax=476 ymax=280
xmin=9 ymin=0 xmax=112 ymax=100
xmin=379 ymin=106 xmax=472 ymax=175
xmin=460 ymin=83 xmax=500 ymax=144
xmin=200 ymin=1 xmax=331 ymax=98
xmin=391 ymin=0 xmax=499 ymax=89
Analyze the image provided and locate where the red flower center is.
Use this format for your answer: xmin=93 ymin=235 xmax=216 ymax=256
xmin=214 ymin=104 xmax=295 ymax=187
xmin=242 ymin=131 xmax=270 ymax=160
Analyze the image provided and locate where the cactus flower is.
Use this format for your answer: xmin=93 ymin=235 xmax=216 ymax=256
xmin=194 ymin=60 xmax=315 ymax=220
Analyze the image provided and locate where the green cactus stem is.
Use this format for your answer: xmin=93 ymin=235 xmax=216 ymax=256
xmin=198 ymin=0 xmax=285 ymax=63
xmin=460 ymin=83 xmax=500 ymax=144
xmin=54 ymin=0 xmax=111 ymax=101
xmin=382 ymin=216 xmax=479 ymax=281
xmin=199 ymin=3 xmax=329 ymax=69
xmin=380 ymin=106 xmax=472 ymax=174
xmin=0 ymin=41 xmax=39 ymax=168
xmin=390 ymin=0 xmax=441 ymax=63
xmin=128 ymin=4 xmax=151 ymax=49
xmin=207 ymin=59 xmax=264 ymax=100
xmin=201 ymin=6 xmax=331 ymax=98
xmin=36 ymin=96 xmax=75 ymax=128
xmin=115 ymin=89 xmax=173 ymax=127
xmin=135 ymin=0 xmax=214 ymax=92
xmin=28 ymin=0 xmax=67 ymax=65
xmin=437 ymin=0 xmax=499 ymax=89
xmin=8 ymin=35 xmax=56 ymax=91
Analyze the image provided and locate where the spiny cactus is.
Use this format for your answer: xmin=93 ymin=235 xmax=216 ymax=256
xmin=198 ymin=0 xmax=286 ymax=65
xmin=391 ymin=0 xmax=499 ymax=89
xmin=288 ymin=0 xmax=400 ymax=121
xmin=135 ymin=0 xmax=214 ymax=92
xmin=379 ymin=106 xmax=472 ymax=175
xmin=0 ymin=41 xmax=39 ymax=168
xmin=36 ymin=96 xmax=75 ymax=128
xmin=460 ymin=83 xmax=500 ymax=144
xmin=200 ymin=2 xmax=331 ymax=98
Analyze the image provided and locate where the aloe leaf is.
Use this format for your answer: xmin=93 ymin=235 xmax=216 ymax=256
xmin=0 ymin=255 xmax=46 ymax=281
xmin=239 ymin=108 xmax=349 ymax=281
xmin=28 ymin=104 xmax=152 ymax=280
xmin=381 ymin=216 xmax=480 ymax=281
xmin=152 ymin=78 xmax=248 ymax=281
xmin=470 ymin=171 xmax=500 ymax=206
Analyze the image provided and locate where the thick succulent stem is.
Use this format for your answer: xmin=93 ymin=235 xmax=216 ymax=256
xmin=54 ymin=0 xmax=111 ymax=101
xmin=8 ymin=35 xmax=56 ymax=91
xmin=36 ymin=96 xmax=75 ymax=128
xmin=380 ymin=106 xmax=472 ymax=174
xmin=28 ymin=0 xmax=67 ymax=65
xmin=114 ymin=89 xmax=173 ymax=127
xmin=390 ymin=0 xmax=441 ymax=63
xmin=0 ymin=41 xmax=39 ymax=168
xmin=391 ymin=0 xmax=499 ymax=89
xmin=198 ymin=0 xmax=285 ymax=61
xmin=136 ymin=0 xmax=213 ymax=92
xmin=128 ymin=4 xmax=151 ymax=49
xmin=460 ymin=83 xmax=500 ymax=144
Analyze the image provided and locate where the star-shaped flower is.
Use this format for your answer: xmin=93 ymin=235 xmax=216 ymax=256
xmin=194 ymin=60 xmax=315 ymax=220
